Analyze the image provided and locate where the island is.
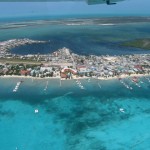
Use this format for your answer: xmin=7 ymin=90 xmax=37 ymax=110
xmin=0 ymin=38 xmax=150 ymax=83
xmin=0 ymin=38 xmax=48 ymax=53
xmin=122 ymin=39 xmax=150 ymax=50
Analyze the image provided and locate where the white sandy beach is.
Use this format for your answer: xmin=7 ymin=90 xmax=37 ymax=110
xmin=0 ymin=74 xmax=149 ymax=81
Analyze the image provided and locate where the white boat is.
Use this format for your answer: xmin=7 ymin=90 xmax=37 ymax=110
xmin=120 ymin=80 xmax=123 ymax=84
xmin=15 ymin=85 xmax=18 ymax=88
xmin=119 ymin=108 xmax=125 ymax=113
xmin=130 ymin=87 xmax=133 ymax=90
xmin=17 ymin=81 xmax=21 ymax=84
xmin=81 ymin=87 xmax=85 ymax=90
xmin=13 ymin=89 xmax=16 ymax=92
xmin=140 ymin=81 xmax=144 ymax=84
xmin=35 ymin=109 xmax=39 ymax=113
xmin=135 ymin=83 xmax=141 ymax=87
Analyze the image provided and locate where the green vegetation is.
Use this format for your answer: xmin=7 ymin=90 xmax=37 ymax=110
xmin=122 ymin=39 xmax=150 ymax=50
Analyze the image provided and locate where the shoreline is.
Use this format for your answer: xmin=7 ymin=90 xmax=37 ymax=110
xmin=0 ymin=74 xmax=149 ymax=81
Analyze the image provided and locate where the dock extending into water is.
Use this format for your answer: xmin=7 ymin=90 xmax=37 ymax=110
xmin=13 ymin=81 xmax=23 ymax=92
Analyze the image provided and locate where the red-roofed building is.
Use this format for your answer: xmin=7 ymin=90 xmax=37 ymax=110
xmin=77 ymin=65 xmax=87 ymax=73
xmin=134 ymin=65 xmax=143 ymax=70
xmin=60 ymin=72 xmax=67 ymax=78
xmin=20 ymin=70 xmax=30 ymax=76
xmin=61 ymin=67 xmax=77 ymax=75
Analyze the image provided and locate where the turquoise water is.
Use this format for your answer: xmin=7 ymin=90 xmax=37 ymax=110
xmin=0 ymin=78 xmax=150 ymax=150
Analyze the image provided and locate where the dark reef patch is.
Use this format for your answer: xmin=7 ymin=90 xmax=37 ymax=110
xmin=0 ymin=109 xmax=15 ymax=118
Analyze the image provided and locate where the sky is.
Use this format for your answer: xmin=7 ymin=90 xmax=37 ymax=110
xmin=0 ymin=0 xmax=149 ymax=17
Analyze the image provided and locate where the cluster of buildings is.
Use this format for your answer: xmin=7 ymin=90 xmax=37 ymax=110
xmin=73 ymin=53 xmax=150 ymax=78
xmin=0 ymin=63 xmax=61 ymax=78
xmin=0 ymin=39 xmax=150 ymax=79
xmin=0 ymin=47 xmax=74 ymax=78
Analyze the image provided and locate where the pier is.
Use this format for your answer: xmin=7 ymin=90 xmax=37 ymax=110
xmin=145 ymin=77 xmax=150 ymax=82
xmin=44 ymin=81 xmax=48 ymax=91
xmin=98 ymin=82 xmax=101 ymax=88
xmin=13 ymin=81 xmax=23 ymax=92
xmin=128 ymin=77 xmax=141 ymax=88
xmin=76 ymin=80 xmax=85 ymax=90
xmin=119 ymin=78 xmax=133 ymax=90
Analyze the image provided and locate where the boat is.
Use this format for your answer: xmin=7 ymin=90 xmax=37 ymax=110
xmin=88 ymin=78 xmax=90 ymax=82
xmin=13 ymin=89 xmax=17 ymax=92
xmin=81 ymin=86 xmax=84 ymax=89
xmin=145 ymin=77 xmax=150 ymax=82
xmin=119 ymin=108 xmax=125 ymax=113
xmin=35 ymin=109 xmax=39 ymax=113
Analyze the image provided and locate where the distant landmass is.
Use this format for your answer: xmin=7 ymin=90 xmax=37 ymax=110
xmin=122 ymin=39 xmax=150 ymax=50
xmin=1 ymin=16 xmax=150 ymax=56
xmin=0 ymin=17 xmax=150 ymax=30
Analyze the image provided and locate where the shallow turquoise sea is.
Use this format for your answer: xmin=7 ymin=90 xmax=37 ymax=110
xmin=0 ymin=77 xmax=150 ymax=150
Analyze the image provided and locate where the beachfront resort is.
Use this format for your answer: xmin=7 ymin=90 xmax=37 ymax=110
xmin=0 ymin=39 xmax=150 ymax=81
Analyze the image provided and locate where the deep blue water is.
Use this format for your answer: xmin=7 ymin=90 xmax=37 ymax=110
xmin=0 ymin=17 xmax=150 ymax=55
xmin=0 ymin=77 xmax=150 ymax=150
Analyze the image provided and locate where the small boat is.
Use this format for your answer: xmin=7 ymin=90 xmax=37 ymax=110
xmin=13 ymin=89 xmax=17 ymax=92
xmin=16 ymin=85 xmax=19 ymax=88
xmin=88 ymin=79 xmax=90 ymax=82
xmin=145 ymin=77 xmax=150 ymax=82
xmin=35 ymin=109 xmax=39 ymax=113
xmin=130 ymin=87 xmax=133 ymax=90
xmin=135 ymin=83 xmax=141 ymax=87
xmin=16 ymin=83 xmax=20 ymax=85
xmin=119 ymin=108 xmax=125 ymax=113
xmin=81 ymin=86 xmax=85 ymax=90
xmin=120 ymin=80 xmax=123 ymax=84
xmin=140 ymin=80 xmax=144 ymax=84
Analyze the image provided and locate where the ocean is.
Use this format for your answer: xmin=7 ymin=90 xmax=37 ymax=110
xmin=0 ymin=77 xmax=150 ymax=150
